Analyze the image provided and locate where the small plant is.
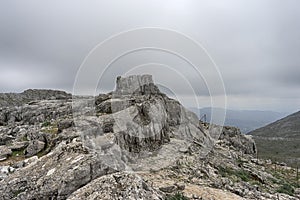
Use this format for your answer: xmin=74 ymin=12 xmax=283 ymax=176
xmin=277 ymin=183 xmax=295 ymax=196
xmin=218 ymin=166 xmax=232 ymax=177
xmin=11 ymin=149 xmax=25 ymax=157
xmin=235 ymin=170 xmax=251 ymax=182
xmin=41 ymin=121 xmax=51 ymax=127
xmin=166 ymin=192 xmax=189 ymax=200
xmin=217 ymin=166 xmax=251 ymax=182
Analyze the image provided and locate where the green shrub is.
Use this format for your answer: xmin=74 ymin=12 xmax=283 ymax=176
xmin=166 ymin=192 xmax=189 ymax=200
xmin=11 ymin=149 xmax=25 ymax=157
xmin=218 ymin=166 xmax=251 ymax=182
xmin=235 ymin=170 xmax=251 ymax=182
xmin=41 ymin=121 xmax=51 ymax=127
xmin=277 ymin=183 xmax=295 ymax=196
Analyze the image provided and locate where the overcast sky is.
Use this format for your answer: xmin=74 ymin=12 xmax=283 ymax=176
xmin=0 ymin=0 xmax=300 ymax=113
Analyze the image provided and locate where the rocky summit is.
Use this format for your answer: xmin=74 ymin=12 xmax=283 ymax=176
xmin=0 ymin=75 xmax=299 ymax=200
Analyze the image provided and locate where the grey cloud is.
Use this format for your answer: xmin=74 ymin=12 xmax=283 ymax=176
xmin=0 ymin=0 xmax=300 ymax=112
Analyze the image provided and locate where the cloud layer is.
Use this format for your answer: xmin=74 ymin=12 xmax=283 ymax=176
xmin=0 ymin=0 xmax=300 ymax=112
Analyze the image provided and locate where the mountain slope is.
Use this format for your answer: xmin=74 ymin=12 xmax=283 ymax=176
xmin=249 ymin=111 xmax=300 ymax=167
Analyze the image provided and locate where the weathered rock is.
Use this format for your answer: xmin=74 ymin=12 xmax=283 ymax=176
xmin=67 ymin=172 xmax=163 ymax=200
xmin=0 ymin=89 xmax=71 ymax=108
xmin=159 ymin=185 xmax=176 ymax=193
xmin=115 ymin=74 xmax=160 ymax=95
xmin=175 ymin=182 xmax=186 ymax=190
xmin=8 ymin=141 xmax=29 ymax=151
xmin=219 ymin=126 xmax=257 ymax=155
xmin=0 ymin=166 xmax=15 ymax=180
xmin=57 ymin=119 xmax=74 ymax=133
xmin=0 ymin=145 xmax=12 ymax=161
xmin=0 ymin=140 xmax=116 ymax=200
xmin=82 ymin=75 xmax=211 ymax=163
xmin=13 ymin=156 xmax=39 ymax=169
xmin=25 ymin=140 xmax=45 ymax=157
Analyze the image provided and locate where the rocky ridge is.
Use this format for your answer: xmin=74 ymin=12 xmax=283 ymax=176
xmin=0 ymin=75 xmax=299 ymax=199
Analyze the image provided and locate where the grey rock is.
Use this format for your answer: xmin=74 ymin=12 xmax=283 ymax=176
xmin=0 ymin=145 xmax=12 ymax=161
xmin=0 ymin=166 xmax=15 ymax=180
xmin=0 ymin=141 xmax=116 ymax=200
xmin=115 ymin=74 xmax=160 ymax=95
xmin=57 ymin=119 xmax=74 ymax=133
xmin=175 ymin=182 xmax=185 ymax=190
xmin=25 ymin=140 xmax=45 ymax=157
xmin=9 ymin=141 xmax=29 ymax=151
xmin=159 ymin=185 xmax=176 ymax=193
xmin=67 ymin=172 xmax=163 ymax=200
xmin=0 ymin=89 xmax=71 ymax=107
xmin=219 ymin=126 xmax=257 ymax=155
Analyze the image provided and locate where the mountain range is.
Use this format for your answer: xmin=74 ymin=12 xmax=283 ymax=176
xmin=190 ymin=107 xmax=287 ymax=133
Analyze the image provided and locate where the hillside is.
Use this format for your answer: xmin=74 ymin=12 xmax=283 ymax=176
xmin=249 ymin=111 xmax=300 ymax=167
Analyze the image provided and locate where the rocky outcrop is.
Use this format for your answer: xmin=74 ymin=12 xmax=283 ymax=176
xmin=79 ymin=75 xmax=213 ymax=171
xmin=218 ymin=125 xmax=257 ymax=155
xmin=0 ymin=140 xmax=116 ymax=200
xmin=115 ymin=74 xmax=160 ymax=95
xmin=0 ymin=89 xmax=71 ymax=107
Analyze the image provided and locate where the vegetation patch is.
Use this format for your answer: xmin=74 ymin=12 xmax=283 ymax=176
xmin=218 ymin=166 xmax=251 ymax=182
xmin=276 ymin=183 xmax=295 ymax=196
xmin=11 ymin=149 xmax=25 ymax=157
xmin=41 ymin=121 xmax=58 ymax=135
xmin=166 ymin=192 xmax=189 ymax=200
xmin=41 ymin=121 xmax=51 ymax=127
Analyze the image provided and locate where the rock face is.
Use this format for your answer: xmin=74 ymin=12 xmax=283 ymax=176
xmin=80 ymin=75 xmax=213 ymax=171
xmin=115 ymin=74 xmax=160 ymax=95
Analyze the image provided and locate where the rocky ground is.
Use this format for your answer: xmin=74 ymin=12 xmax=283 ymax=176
xmin=0 ymin=75 xmax=299 ymax=200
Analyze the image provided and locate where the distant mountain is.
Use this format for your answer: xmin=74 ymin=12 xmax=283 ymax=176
xmin=189 ymin=107 xmax=286 ymax=133
xmin=248 ymin=111 xmax=300 ymax=167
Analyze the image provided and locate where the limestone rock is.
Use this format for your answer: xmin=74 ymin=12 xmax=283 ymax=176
xmin=25 ymin=140 xmax=45 ymax=157
xmin=159 ymin=185 xmax=176 ymax=193
xmin=0 ymin=146 xmax=12 ymax=161
xmin=58 ymin=119 xmax=74 ymax=133
xmin=219 ymin=125 xmax=257 ymax=155
xmin=0 ymin=89 xmax=71 ymax=107
xmin=67 ymin=172 xmax=163 ymax=200
xmin=115 ymin=74 xmax=160 ymax=95
xmin=0 ymin=140 xmax=116 ymax=200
